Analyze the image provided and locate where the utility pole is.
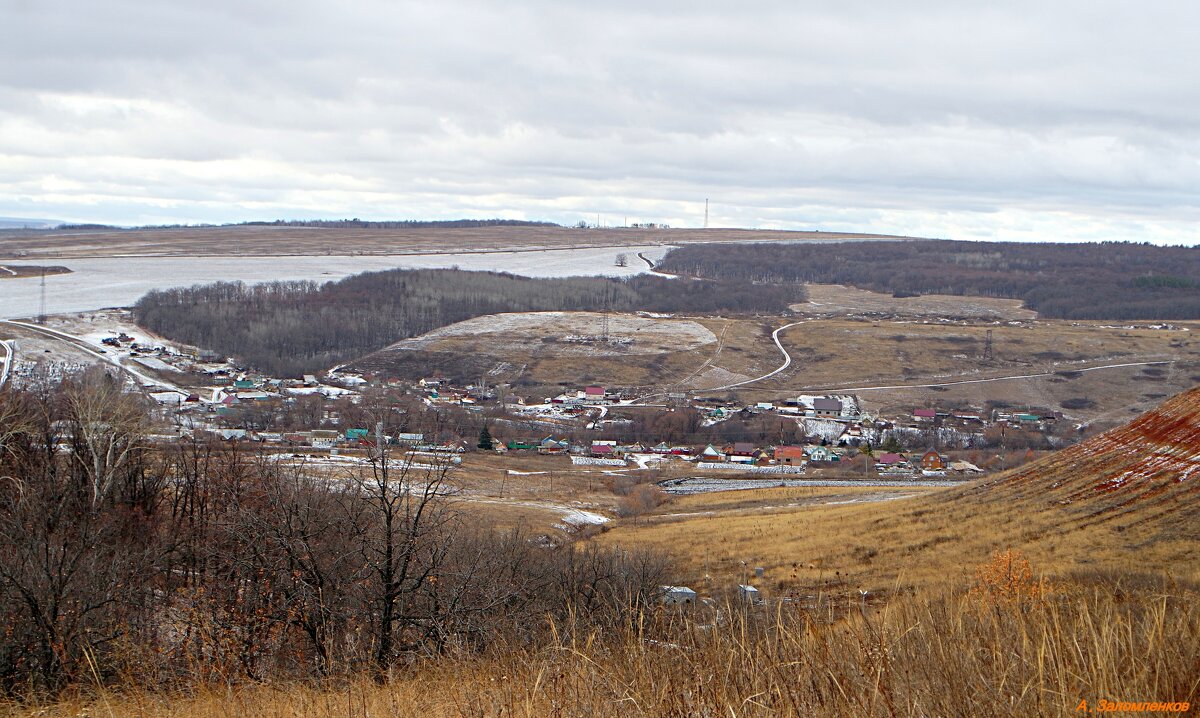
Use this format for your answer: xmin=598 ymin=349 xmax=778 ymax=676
xmin=37 ymin=269 xmax=47 ymax=325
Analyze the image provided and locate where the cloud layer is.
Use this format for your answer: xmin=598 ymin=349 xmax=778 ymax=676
xmin=2 ymin=0 xmax=1198 ymax=243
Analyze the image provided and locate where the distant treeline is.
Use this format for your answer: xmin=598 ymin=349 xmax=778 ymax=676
xmin=239 ymin=219 xmax=560 ymax=229
xmin=659 ymin=240 xmax=1200 ymax=319
xmin=54 ymin=219 xmax=559 ymax=232
xmin=133 ymin=269 xmax=803 ymax=375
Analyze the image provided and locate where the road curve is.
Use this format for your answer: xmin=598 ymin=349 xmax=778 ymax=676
xmin=703 ymin=321 xmax=806 ymax=391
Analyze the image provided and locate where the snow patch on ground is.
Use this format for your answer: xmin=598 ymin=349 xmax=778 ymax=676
xmin=559 ymin=509 xmax=611 ymax=527
xmin=386 ymin=311 xmax=716 ymax=357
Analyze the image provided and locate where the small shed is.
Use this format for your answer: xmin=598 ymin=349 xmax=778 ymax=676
xmin=738 ymin=584 xmax=761 ymax=603
xmin=660 ymin=586 xmax=697 ymax=605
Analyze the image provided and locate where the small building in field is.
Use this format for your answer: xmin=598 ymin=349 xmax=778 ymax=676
xmin=913 ymin=408 xmax=937 ymax=422
xmin=738 ymin=584 xmax=761 ymax=603
xmin=660 ymin=586 xmax=697 ymax=605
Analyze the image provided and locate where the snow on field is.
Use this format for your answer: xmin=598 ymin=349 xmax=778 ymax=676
xmin=132 ymin=356 xmax=182 ymax=373
xmin=0 ymin=246 xmax=675 ymax=320
xmin=388 ymin=311 xmax=716 ymax=357
xmin=559 ymin=509 xmax=611 ymax=527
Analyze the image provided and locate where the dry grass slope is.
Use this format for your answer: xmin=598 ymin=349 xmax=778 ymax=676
xmin=598 ymin=387 xmax=1200 ymax=595
xmin=5 ymin=389 xmax=1198 ymax=717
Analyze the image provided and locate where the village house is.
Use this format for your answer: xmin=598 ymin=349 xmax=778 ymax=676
xmin=920 ymin=450 xmax=947 ymax=471
xmin=309 ymin=429 xmax=341 ymax=449
xmin=806 ymin=445 xmax=839 ymax=462
xmin=538 ymin=436 xmax=570 ymax=455
xmin=723 ymin=442 xmax=758 ymax=464
xmin=774 ymin=445 xmax=806 ymax=465
xmin=582 ymin=386 xmax=610 ymax=404
xmin=912 ymin=408 xmax=937 ymax=423
xmin=813 ymin=397 xmax=842 ymax=418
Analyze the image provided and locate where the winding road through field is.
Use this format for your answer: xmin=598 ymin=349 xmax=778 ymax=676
xmin=704 ymin=321 xmax=807 ymax=391
xmin=629 ymin=320 xmax=806 ymax=403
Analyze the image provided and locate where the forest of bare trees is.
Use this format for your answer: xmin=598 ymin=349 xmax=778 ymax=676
xmin=659 ymin=240 xmax=1200 ymax=319
xmin=133 ymin=269 xmax=804 ymax=376
xmin=0 ymin=376 xmax=670 ymax=693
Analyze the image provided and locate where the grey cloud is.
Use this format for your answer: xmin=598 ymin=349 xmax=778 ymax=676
xmin=0 ymin=0 xmax=1197 ymax=243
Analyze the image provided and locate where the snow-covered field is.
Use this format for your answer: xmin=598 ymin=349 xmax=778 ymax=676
xmin=388 ymin=311 xmax=716 ymax=357
xmin=0 ymin=245 xmax=674 ymax=320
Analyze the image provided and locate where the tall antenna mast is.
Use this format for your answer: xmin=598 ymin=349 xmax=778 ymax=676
xmin=37 ymin=268 xmax=47 ymax=325
xmin=704 ymin=199 xmax=709 ymax=229
xmin=600 ymin=284 xmax=611 ymax=341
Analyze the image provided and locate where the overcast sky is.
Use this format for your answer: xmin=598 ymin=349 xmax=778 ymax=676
xmin=2 ymin=1 xmax=1198 ymax=243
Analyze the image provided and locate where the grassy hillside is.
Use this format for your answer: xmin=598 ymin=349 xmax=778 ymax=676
xmin=7 ymin=387 xmax=1198 ymax=716
xmin=598 ymin=386 xmax=1200 ymax=596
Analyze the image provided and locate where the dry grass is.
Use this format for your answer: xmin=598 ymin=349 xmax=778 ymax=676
xmin=6 ymin=576 xmax=1195 ymax=717
xmin=800 ymin=283 xmax=1036 ymax=320
xmin=5 ymin=392 xmax=1199 ymax=716
xmin=595 ymin=475 xmax=1200 ymax=599
xmin=0 ymin=226 xmax=912 ymax=260
xmin=597 ymin=389 xmax=1200 ymax=598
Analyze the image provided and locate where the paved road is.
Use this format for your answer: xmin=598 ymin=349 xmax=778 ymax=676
xmin=0 ymin=339 xmax=11 ymax=387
